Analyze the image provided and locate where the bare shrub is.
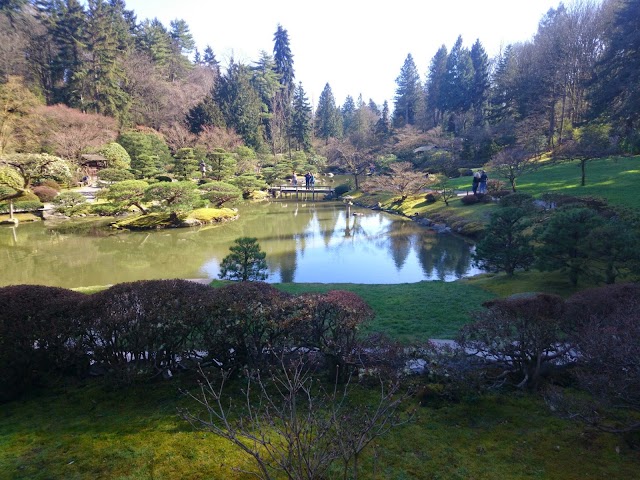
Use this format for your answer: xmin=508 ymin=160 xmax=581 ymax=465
xmin=457 ymin=294 xmax=571 ymax=390
xmin=180 ymin=356 xmax=411 ymax=480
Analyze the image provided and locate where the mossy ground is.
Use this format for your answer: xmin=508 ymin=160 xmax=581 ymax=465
xmin=1 ymin=378 xmax=638 ymax=479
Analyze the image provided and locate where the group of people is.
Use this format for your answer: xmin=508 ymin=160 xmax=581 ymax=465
xmin=472 ymin=170 xmax=488 ymax=195
xmin=291 ymin=172 xmax=315 ymax=188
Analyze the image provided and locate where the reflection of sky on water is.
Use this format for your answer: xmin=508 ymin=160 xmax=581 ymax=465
xmin=201 ymin=203 xmax=484 ymax=284
xmin=0 ymin=201 xmax=483 ymax=287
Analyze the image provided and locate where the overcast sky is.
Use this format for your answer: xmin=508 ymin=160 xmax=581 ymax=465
xmin=122 ymin=0 xmax=582 ymax=109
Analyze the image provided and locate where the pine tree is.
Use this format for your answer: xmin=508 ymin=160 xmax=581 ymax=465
xmin=374 ymin=100 xmax=391 ymax=141
xmin=219 ymin=237 xmax=269 ymax=282
xmin=290 ymin=82 xmax=312 ymax=151
xmin=251 ymin=51 xmax=281 ymax=150
xmin=442 ymin=36 xmax=474 ymax=114
xmin=203 ymin=45 xmax=221 ymax=76
xmin=590 ymin=0 xmax=640 ymax=145
xmin=470 ymin=39 xmax=490 ymax=125
xmin=315 ymin=83 xmax=341 ymax=142
xmin=216 ymin=60 xmax=264 ymax=150
xmin=425 ymin=45 xmax=448 ymax=127
xmin=74 ymin=0 xmax=130 ymax=120
xmin=341 ymin=95 xmax=356 ymax=135
xmin=272 ymin=24 xmax=295 ymax=154
xmin=168 ymin=18 xmax=194 ymax=81
xmin=393 ymin=53 xmax=423 ymax=127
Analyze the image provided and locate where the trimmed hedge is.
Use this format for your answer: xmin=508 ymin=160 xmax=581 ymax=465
xmin=0 ymin=281 xmax=373 ymax=395
xmin=0 ymin=285 xmax=87 ymax=401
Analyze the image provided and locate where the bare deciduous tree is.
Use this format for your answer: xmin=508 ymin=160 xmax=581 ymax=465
xmin=487 ymin=147 xmax=539 ymax=192
xmin=361 ymin=161 xmax=433 ymax=201
xmin=181 ymin=357 xmax=412 ymax=480
xmin=37 ymin=104 xmax=117 ymax=160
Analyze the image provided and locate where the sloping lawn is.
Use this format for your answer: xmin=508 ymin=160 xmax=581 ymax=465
xmin=448 ymin=155 xmax=640 ymax=208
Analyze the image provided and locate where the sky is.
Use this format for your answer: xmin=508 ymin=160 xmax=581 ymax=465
xmin=122 ymin=0 xmax=576 ymax=109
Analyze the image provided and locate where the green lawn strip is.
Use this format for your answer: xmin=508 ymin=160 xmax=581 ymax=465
xmin=460 ymin=270 xmax=599 ymax=298
xmin=447 ymin=155 xmax=640 ymax=209
xmin=275 ymin=281 xmax=495 ymax=341
xmin=1 ymin=382 xmax=638 ymax=479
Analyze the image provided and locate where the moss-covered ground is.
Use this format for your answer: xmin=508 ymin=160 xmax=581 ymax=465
xmin=2 ymin=377 xmax=639 ymax=479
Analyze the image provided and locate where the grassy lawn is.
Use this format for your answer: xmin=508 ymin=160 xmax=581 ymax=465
xmin=447 ymin=155 xmax=640 ymax=209
xmin=276 ymin=281 xmax=495 ymax=341
xmin=1 ymin=378 xmax=638 ymax=479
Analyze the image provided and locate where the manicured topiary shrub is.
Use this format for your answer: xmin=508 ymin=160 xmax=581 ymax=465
xmin=32 ymin=185 xmax=59 ymax=202
xmin=500 ymin=192 xmax=535 ymax=209
xmin=80 ymin=279 xmax=217 ymax=382
xmin=0 ymin=285 xmax=87 ymax=401
xmin=199 ymin=282 xmax=296 ymax=370
xmin=425 ymin=192 xmax=441 ymax=203
xmin=460 ymin=193 xmax=490 ymax=205
xmin=37 ymin=179 xmax=62 ymax=191
xmin=294 ymin=290 xmax=374 ymax=383
xmin=89 ymin=203 xmax=126 ymax=216
xmin=53 ymin=191 xmax=88 ymax=215
xmin=97 ymin=168 xmax=135 ymax=183
xmin=334 ymin=183 xmax=352 ymax=197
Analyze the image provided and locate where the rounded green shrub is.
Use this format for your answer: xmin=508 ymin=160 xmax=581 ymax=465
xmin=32 ymin=185 xmax=59 ymax=202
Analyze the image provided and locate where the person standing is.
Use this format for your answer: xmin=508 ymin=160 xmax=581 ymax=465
xmin=309 ymin=173 xmax=315 ymax=188
xmin=291 ymin=172 xmax=298 ymax=186
xmin=472 ymin=171 xmax=480 ymax=195
xmin=479 ymin=170 xmax=488 ymax=194
xmin=304 ymin=172 xmax=311 ymax=188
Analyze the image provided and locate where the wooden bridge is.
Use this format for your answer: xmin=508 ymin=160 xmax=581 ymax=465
xmin=268 ymin=184 xmax=335 ymax=200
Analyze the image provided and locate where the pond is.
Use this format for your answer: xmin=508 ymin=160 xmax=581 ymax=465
xmin=0 ymin=201 xmax=483 ymax=288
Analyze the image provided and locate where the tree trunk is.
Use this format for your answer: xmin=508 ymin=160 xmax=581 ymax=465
xmin=581 ymin=159 xmax=586 ymax=186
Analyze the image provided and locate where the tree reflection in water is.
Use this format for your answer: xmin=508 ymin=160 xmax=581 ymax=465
xmin=0 ymin=202 xmax=483 ymax=287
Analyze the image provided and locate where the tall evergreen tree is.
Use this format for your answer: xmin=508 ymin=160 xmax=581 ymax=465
xmin=314 ymin=83 xmax=341 ymax=142
xmin=168 ymin=18 xmax=194 ymax=81
xmin=251 ymin=51 xmax=280 ymax=150
xmin=136 ymin=18 xmax=172 ymax=70
xmin=442 ymin=35 xmax=474 ymax=115
xmin=290 ymin=82 xmax=312 ymax=151
xmin=424 ymin=45 xmax=448 ymax=128
xmin=216 ymin=60 xmax=264 ymax=150
xmin=203 ymin=45 xmax=221 ymax=76
xmin=393 ymin=53 xmax=423 ymax=127
xmin=470 ymin=39 xmax=490 ymax=125
xmin=74 ymin=0 xmax=130 ymax=120
xmin=590 ymin=0 xmax=640 ymax=148
xmin=272 ymin=24 xmax=295 ymax=154
xmin=341 ymin=95 xmax=356 ymax=135
xmin=273 ymin=24 xmax=294 ymax=96
xmin=43 ymin=0 xmax=86 ymax=106
xmin=375 ymin=100 xmax=391 ymax=141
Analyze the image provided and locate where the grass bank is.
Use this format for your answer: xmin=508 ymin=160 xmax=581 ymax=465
xmin=350 ymin=155 xmax=640 ymax=237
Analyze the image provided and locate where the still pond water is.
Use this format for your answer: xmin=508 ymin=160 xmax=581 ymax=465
xmin=0 ymin=201 xmax=482 ymax=288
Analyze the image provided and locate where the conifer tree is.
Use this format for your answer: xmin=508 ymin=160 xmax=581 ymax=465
xmin=290 ymin=82 xmax=312 ymax=151
xmin=393 ymin=53 xmax=423 ymax=127
xmin=423 ymin=45 xmax=448 ymax=128
xmin=315 ymin=83 xmax=341 ymax=142
xmin=219 ymin=237 xmax=269 ymax=282
xmin=470 ymin=39 xmax=490 ymax=125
